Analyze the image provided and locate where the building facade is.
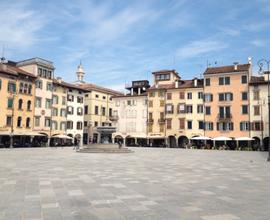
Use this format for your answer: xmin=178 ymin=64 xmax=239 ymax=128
xmin=112 ymin=80 xmax=149 ymax=146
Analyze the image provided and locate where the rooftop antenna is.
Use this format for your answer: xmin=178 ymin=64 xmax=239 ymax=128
xmin=1 ymin=45 xmax=7 ymax=63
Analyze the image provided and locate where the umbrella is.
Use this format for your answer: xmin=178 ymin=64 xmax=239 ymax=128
xmin=52 ymin=134 xmax=73 ymax=140
xmin=235 ymin=137 xmax=254 ymax=141
xmin=212 ymin=136 xmax=232 ymax=141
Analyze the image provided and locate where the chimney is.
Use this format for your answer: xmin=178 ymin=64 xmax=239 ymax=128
xmin=233 ymin=62 xmax=239 ymax=71
xmin=194 ymin=78 xmax=198 ymax=87
xmin=175 ymin=80 xmax=178 ymax=88
xmin=248 ymin=57 xmax=252 ymax=65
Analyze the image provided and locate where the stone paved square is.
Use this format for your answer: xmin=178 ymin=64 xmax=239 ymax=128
xmin=0 ymin=148 xmax=269 ymax=220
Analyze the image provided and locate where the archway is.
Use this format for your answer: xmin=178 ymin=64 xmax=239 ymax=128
xmin=0 ymin=135 xmax=10 ymax=148
xmin=168 ymin=135 xmax=177 ymax=148
xmin=252 ymin=137 xmax=261 ymax=151
xmin=114 ymin=135 xmax=124 ymax=144
xmin=126 ymin=136 xmax=135 ymax=146
xmin=178 ymin=136 xmax=189 ymax=148
xmin=263 ymin=137 xmax=269 ymax=151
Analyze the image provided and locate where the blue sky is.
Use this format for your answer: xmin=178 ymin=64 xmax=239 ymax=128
xmin=1 ymin=0 xmax=270 ymax=91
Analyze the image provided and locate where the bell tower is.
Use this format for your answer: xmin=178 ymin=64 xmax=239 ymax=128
xmin=76 ymin=61 xmax=85 ymax=83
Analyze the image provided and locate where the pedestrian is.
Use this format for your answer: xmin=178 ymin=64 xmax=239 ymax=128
xmin=76 ymin=139 xmax=80 ymax=151
xmin=118 ymin=140 xmax=122 ymax=149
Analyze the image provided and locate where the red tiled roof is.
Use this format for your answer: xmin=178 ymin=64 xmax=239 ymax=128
xmin=0 ymin=63 xmax=36 ymax=78
xmin=78 ymin=83 xmax=123 ymax=96
xmin=249 ymin=76 xmax=268 ymax=85
xmin=204 ymin=64 xmax=250 ymax=75
xmin=53 ymin=79 xmax=89 ymax=92
xmin=148 ymin=79 xmax=203 ymax=91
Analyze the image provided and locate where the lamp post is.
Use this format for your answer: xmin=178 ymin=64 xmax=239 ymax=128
xmin=258 ymin=59 xmax=270 ymax=161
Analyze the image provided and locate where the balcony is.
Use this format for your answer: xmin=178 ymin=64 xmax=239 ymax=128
xmin=147 ymin=119 xmax=154 ymax=124
xmin=109 ymin=115 xmax=119 ymax=121
xmin=158 ymin=118 xmax=165 ymax=124
xmin=217 ymin=114 xmax=232 ymax=121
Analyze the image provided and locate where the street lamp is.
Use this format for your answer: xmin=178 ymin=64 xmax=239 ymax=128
xmin=257 ymin=59 xmax=270 ymax=161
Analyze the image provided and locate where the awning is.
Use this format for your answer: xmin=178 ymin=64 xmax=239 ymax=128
xmin=0 ymin=131 xmax=11 ymax=135
xmin=52 ymin=134 xmax=73 ymax=140
xmin=26 ymin=132 xmax=46 ymax=136
xmin=147 ymin=135 xmax=166 ymax=139
xmin=212 ymin=136 xmax=232 ymax=141
xmin=235 ymin=137 xmax=254 ymax=141
xmin=130 ymin=134 xmax=147 ymax=138
xmin=191 ymin=136 xmax=211 ymax=140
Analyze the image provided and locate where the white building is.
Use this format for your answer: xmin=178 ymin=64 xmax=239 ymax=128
xmin=112 ymin=80 xmax=149 ymax=146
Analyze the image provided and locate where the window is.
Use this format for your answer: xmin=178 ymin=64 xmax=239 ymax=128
xmin=205 ymin=78 xmax=210 ymax=86
xmin=103 ymin=96 xmax=106 ymax=100
xmin=94 ymin=121 xmax=98 ymax=127
xmin=127 ymin=100 xmax=131 ymax=106
xmin=60 ymin=108 xmax=66 ymax=117
xmin=46 ymin=82 xmax=53 ymax=91
xmin=167 ymin=93 xmax=172 ymax=100
xmin=148 ymin=100 xmax=153 ymax=107
xmin=197 ymin=105 xmax=204 ymax=113
xmin=109 ymin=108 xmax=112 ymax=117
xmin=35 ymin=97 xmax=42 ymax=108
xmin=17 ymin=117 xmax=22 ymax=127
xmin=7 ymin=98 xmax=13 ymax=109
xmin=179 ymin=92 xmax=185 ymax=99
xmin=242 ymin=92 xmax=248 ymax=101
xmin=67 ymin=106 xmax=74 ymax=115
xmin=241 ymin=75 xmax=247 ymax=84
xmin=155 ymin=74 xmax=170 ymax=81
xmin=38 ymin=68 xmax=42 ymax=76
xmin=26 ymin=117 xmax=31 ymax=128
xmin=36 ymin=80 xmax=42 ymax=89
xmin=179 ymin=118 xmax=185 ymax=129
xmin=77 ymin=96 xmax=83 ymax=103
xmin=219 ymin=93 xmax=233 ymax=101
xmin=52 ymin=95 xmax=58 ymax=105
xmin=84 ymin=105 xmax=88 ymax=115
xmin=205 ymin=106 xmax=211 ymax=115
xmin=187 ymin=92 xmax=192 ymax=99
xmin=160 ymin=100 xmax=165 ymax=107
xmin=165 ymin=104 xmax=174 ymax=114
xmin=45 ymin=99 xmax=51 ymax=109
xmin=8 ymin=81 xmax=16 ymax=93
xmin=217 ymin=122 xmax=234 ymax=131
xmin=177 ymin=103 xmax=185 ymax=114
xmin=45 ymin=118 xmax=51 ymax=127
xmin=252 ymin=121 xmax=263 ymax=131
xmin=67 ymin=121 xmax=73 ymax=129
xmin=60 ymin=122 xmax=66 ymax=131
xmin=242 ymin=105 xmax=248 ymax=114
xmin=34 ymin=117 xmax=40 ymax=127
xmin=219 ymin=77 xmax=230 ymax=85
xmin=219 ymin=106 xmax=231 ymax=118
xmin=160 ymin=112 xmax=165 ymax=120
xmin=95 ymin=106 xmax=99 ymax=115
xmin=62 ymin=96 xmax=66 ymax=105
xmin=51 ymin=121 xmax=58 ymax=130
xmin=27 ymin=100 xmax=31 ymax=111
xmin=205 ymin=122 xmax=213 ymax=130
xmin=240 ymin=121 xmax=250 ymax=131
xmin=52 ymin=108 xmax=58 ymax=116
xmin=253 ymin=91 xmax=260 ymax=100
xmin=95 ymin=94 xmax=99 ymax=98
xmin=67 ymin=95 xmax=74 ymax=102
xmin=254 ymin=105 xmax=260 ymax=115
xmin=148 ymin=112 xmax=153 ymax=121
xmin=186 ymin=105 xmax=193 ymax=113
xmin=187 ymin=121 xmax=192 ymax=129
xmin=166 ymin=119 xmax=172 ymax=129
xmin=6 ymin=116 xmax=12 ymax=127
xmin=149 ymin=92 xmax=155 ymax=97
xmin=18 ymin=99 xmax=23 ymax=110
xmin=28 ymin=85 xmax=32 ymax=94
xmin=84 ymin=121 xmax=88 ymax=127
xmin=158 ymin=91 xmax=165 ymax=97
xmin=77 ymin=122 xmax=83 ymax=130
xmin=77 ymin=107 xmax=83 ymax=115
xmin=198 ymin=92 xmax=203 ymax=99
xmin=204 ymin=93 xmax=213 ymax=102
xmin=198 ymin=121 xmax=204 ymax=129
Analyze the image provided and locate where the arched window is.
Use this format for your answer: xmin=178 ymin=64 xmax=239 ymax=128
xmin=28 ymin=85 xmax=32 ymax=94
xmin=26 ymin=117 xmax=30 ymax=128
xmin=77 ymin=107 xmax=83 ymax=115
xmin=23 ymin=83 xmax=28 ymax=94
xmin=17 ymin=117 xmax=22 ymax=127
xmin=27 ymin=100 xmax=31 ymax=111
xmin=18 ymin=99 xmax=23 ymax=110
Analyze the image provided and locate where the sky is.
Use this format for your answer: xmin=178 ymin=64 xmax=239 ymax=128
xmin=1 ymin=0 xmax=270 ymax=91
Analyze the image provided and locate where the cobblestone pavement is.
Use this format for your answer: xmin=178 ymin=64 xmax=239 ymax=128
xmin=0 ymin=147 xmax=269 ymax=220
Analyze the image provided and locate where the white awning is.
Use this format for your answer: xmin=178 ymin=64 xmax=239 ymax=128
xmin=130 ymin=134 xmax=147 ymax=138
xmin=0 ymin=131 xmax=10 ymax=135
xmin=52 ymin=134 xmax=73 ymax=140
xmin=191 ymin=136 xmax=211 ymax=140
xmin=27 ymin=132 xmax=46 ymax=136
xmin=212 ymin=136 xmax=232 ymax=141
xmin=147 ymin=135 xmax=166 ymax=139
xmin=235 ymin=137 xmax=254 ymax=141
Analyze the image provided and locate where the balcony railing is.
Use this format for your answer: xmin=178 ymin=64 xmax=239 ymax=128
xmin=158 ymin=118 xmax=165 ymax=124
xmin=109 ymin=115 xmax=119 ymax=121
xmin=147 ymin=119 xmax=154 ymax=124
xmin=217 ymin=113 xmax=232 ymax=121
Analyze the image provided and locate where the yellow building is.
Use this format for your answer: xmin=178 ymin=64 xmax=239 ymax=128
xmin=147 ymin=70 xmax=204 ymax=147
xmin=0 ymin=62 xmax=36 ymax=147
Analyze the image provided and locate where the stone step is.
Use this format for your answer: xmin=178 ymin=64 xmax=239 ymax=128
xmin=78 ymin=147 xmax=133 ymax=153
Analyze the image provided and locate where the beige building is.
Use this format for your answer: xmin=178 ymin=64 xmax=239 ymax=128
xmin=112 ymin=80 xmax=149 ymax=146
xmin=147 ymin=70 xmax=204 ymax=147
xmin=0 ymin=62 xmax=36 ymax=147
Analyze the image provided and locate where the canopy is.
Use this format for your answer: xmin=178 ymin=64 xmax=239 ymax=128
xmin=147 ymin=135 xmax=166 ymax=139
xmin=130 ymin=134 xmax=147 ymax=138
xmin=52 ymin=134 xmax=73 ymax=140
xmin=191 ymin=136 xmax=211 ymax=140
xmin=212 ymin=136 xmax=232 ymax=141
xmin=235 ymin=137 xmax=254 ymax=141
xmin=26 ymin=132 xmax=46 ymax=136
xmin=0 ymin=131 xmax=11 ymax=135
